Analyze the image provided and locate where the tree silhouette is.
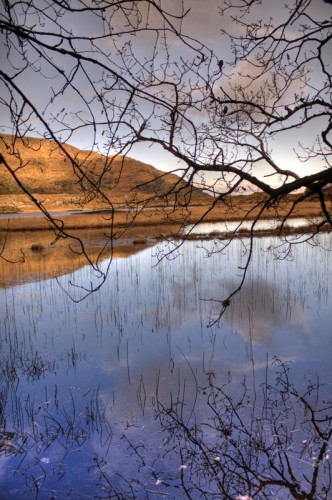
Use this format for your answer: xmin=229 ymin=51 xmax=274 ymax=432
xmin=0 ymin=0 xmax=331 ymax=309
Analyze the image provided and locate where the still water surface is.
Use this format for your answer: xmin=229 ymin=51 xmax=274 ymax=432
xmin=183 ymin=216 xmax=323 ymax=234
xmin=0 ymin=230 xmax=331 ymax=498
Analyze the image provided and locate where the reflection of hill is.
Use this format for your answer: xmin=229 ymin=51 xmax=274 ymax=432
xmin=0 ymin=228 xmax=156 ymax=289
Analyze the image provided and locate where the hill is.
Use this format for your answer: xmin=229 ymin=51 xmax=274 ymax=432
xmin=0 ymin=134 xmax=212 ymax=212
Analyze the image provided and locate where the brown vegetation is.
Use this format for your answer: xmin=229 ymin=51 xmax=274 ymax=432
xmin=0 ymin=193 xmax=327 ymax=233
xmin=0 ymin=134 xmax=211 ymax=211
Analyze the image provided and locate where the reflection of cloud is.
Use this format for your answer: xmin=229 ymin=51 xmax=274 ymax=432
xmin=222 ymin=277 xmax=311 ymax=349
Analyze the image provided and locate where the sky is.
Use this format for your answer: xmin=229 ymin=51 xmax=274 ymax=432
xmin=1 ymin=0 xmax=331 ymax=190
xmin=129 ymin=0 xmax=331 ymax=180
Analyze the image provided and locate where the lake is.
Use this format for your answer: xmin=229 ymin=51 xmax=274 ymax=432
xmin=0 ymin=227 xmax=331 ymax=499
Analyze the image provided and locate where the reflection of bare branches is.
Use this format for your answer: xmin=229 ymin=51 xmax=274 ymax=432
xmin=0 ymin=350 xmax=331 ymax=497
xmin=151 ymin=358 xmax=331 ymax=499
xmin=77 ymin=358 xmax=331 ymax=497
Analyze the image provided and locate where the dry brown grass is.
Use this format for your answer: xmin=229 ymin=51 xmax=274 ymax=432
xmin=0 ymin=133 xmax=210 ymax=207
xmin=0 ymin=194 xmax=327 ymax=233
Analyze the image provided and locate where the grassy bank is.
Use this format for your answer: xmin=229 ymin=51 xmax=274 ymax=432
xmin=0 ymin=196 xmax=328 ymax=233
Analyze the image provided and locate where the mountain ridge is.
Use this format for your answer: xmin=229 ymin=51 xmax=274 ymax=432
xmin=0 ymin=134 xmax=212 ymax=211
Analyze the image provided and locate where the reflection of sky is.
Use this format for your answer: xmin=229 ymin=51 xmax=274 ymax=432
xmin=0 ymin=232 xmax=331 ymax=495
xmin=2 ymin=232 xmax=331 ymax=383
xmin=183 ymin=216 xmax=323 ymax=235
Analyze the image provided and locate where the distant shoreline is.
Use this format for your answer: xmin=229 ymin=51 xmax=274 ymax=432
xmin=0 ymin=184 xmax=329 ymax=235
xmin=0 ymin=199 xmax=328 ymax=234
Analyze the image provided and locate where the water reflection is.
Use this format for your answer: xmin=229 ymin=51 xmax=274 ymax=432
xmin=0 ymin=231 xmax=331 ymax=497
xmin=184 ymin=216 xmax=323 ymax=235
xmin=0 ymin=227 xmax=159 ymax=288
xmin=133 ymin=357 xmax=331 ymax=499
